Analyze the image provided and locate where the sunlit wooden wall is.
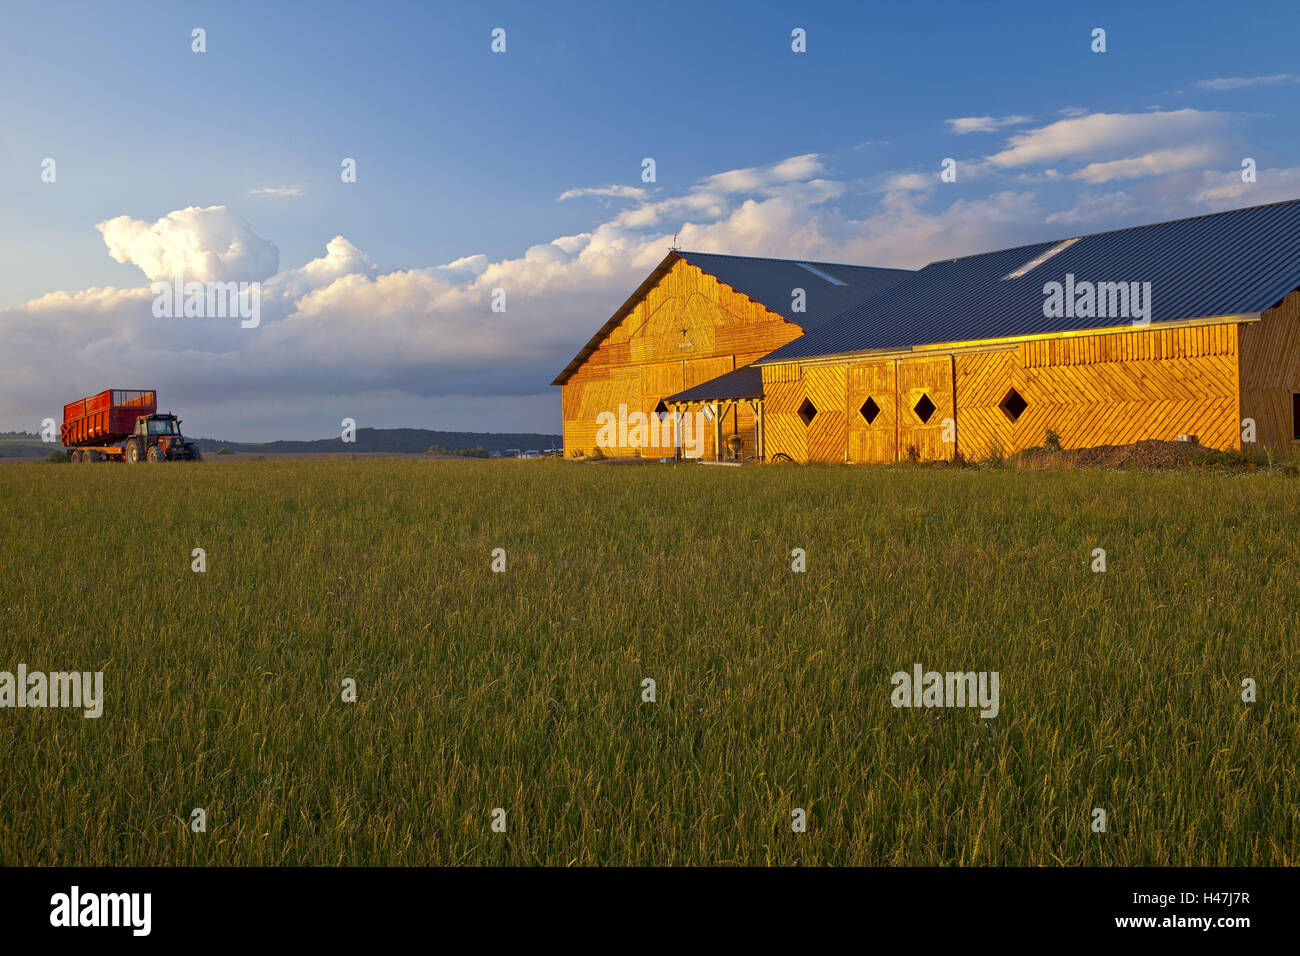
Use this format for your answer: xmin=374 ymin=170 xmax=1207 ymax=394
xmin=561 ymin=258 xmax=801 ymax=458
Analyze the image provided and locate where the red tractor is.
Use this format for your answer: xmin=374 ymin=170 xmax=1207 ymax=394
xmin=61 ymin=389 xmax=202 ymax=462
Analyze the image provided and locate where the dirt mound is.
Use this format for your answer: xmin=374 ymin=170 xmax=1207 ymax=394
xmin=1013 ymin=439 xmax=1225 ymax=470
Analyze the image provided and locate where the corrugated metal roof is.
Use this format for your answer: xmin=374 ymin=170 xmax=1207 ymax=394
xmin=551 ymin=251 xmax=912 ymax=384
xmin=673 ymin=251 xmax=913 ymax=331
xmin=663 ymin=364 xmax=764 ymax=404
xmin=759 ymin=198 xmax=1300 ymax=364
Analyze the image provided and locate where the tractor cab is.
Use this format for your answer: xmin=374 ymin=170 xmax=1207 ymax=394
xmin=131 ymin=414 xmax=201 ymax=461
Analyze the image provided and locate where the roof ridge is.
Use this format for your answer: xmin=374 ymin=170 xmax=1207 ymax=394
xmin=934 ymin=196 xmax=1300 ymax=266
xmin=676 ymin=250 xmax=910 ymax=271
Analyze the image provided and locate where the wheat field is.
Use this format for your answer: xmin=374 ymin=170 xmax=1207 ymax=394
xmin=1 ymin=459 xmax=1295 ymax=865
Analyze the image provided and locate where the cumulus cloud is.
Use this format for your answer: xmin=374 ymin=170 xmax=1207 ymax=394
xmin=96 ymin=205 xmax=279 ymax=283
xmin=266 ymin=236 xmax=377 ymax=301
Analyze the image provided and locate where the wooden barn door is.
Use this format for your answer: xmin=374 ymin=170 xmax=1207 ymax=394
xmin=804 ymin=365 xmax=847 ymax=463
xmin=762 ymin=364 xmax=808 ymax=462
xmin=848 ymin=360 xmax=898 ymax=463
xmin=897 ymin=356 xmax=954 ymax=461
xmin=640 ymin=361 xmax=684 ymax=457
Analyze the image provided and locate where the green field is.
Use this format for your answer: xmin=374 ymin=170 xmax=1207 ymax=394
xmin=1 ymin=459 xmax=1295 ymax=865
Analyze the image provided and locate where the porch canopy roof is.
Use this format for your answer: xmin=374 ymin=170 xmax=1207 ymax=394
xmin=664 ymin=364 xmax=764 ymax=405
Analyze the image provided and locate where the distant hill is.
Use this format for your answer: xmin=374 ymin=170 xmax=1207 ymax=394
xmin=195 ymin=427 xmax=561 ymax=456
xmin=0 ymin=432 xmax=55 ymax=458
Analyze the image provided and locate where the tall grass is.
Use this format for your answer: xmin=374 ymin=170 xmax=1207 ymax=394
xmin=0 ymin=459 xmax=1295 ymax=865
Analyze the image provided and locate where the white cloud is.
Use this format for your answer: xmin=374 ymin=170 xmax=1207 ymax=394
xmin=875 ymin=171 xmax=935 ymax=192
xmin=557 ymin=184 xmax=648 ymax=201
xmin=249 ymin=185 xmax=303 ymax=197
xmin=945 ymin=115 xmax=1034 ymax=134
xmin=1196 ymin=74 xmax=1300 ymax=91
xmin=986 ymin=109 xmax=1227 ymax=169
xmin=266 ymin=236 xmax=377 ymax=301
xmin=1070 ymin=145 xmax=1218 ymax=183
xmin=96 ymin=205 xmax=279 ymax=283
xmin=697 ymin=153 xmax=824 ymax=193
xmin=1191 ymin=165 xmax=1300 ymax=206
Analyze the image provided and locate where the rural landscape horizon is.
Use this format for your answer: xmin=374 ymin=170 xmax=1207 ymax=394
xmin=3 ymin=0 xmax=1297 ymax=941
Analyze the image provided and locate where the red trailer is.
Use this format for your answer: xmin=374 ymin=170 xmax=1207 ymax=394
xmin=61 ymin=389 xmax=201 ymax=462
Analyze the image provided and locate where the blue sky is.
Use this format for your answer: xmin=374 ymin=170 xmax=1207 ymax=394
xmin=3 ymin=0 xmax=1299 ymax=438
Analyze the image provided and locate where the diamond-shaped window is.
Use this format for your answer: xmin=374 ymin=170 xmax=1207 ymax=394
xmin=654 ymin=400 xmax=671 ymax=423
xmin=913 ymin=393 xmax=937 ymax=424
xmin=860 ymin=397 xmax=882 ymax=424
xmin=797 ymin=397 xmax=818 ymax=426
xmin=999 ymin=387 xmax=1028 ymax=423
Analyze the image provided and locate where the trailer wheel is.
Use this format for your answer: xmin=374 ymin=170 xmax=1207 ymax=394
xmin=71 ymin=449 xmax=83 ymax=463
xmin=125 ymin=440 xmax=142 ymax=464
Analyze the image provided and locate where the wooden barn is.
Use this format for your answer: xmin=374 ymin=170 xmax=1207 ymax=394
xmin=666 ymin=199 xmax=1300 ymax=463
xmin=552 ymin=251 xmax=911 ymax=458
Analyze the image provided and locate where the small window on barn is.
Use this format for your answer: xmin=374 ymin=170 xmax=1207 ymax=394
xmin=860 ymin=396 xmax=882 ymax=424
xmin=912 ymin=393 xmax=937 ymax=424
xmin=999 ymin=387 xmax=1029 ymax=423
xmin=1293 ymin=394 xmax=1300 ymax=440
xmin=797 ymin=397 xmax=818 ymax=426
xmin=654 ymin=400 xmax=671 ymax=423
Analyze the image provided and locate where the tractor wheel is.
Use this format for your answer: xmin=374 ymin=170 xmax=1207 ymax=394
xmin=126 ymin=440 xmax=143 ymax=464
xmin=147 ymin=444 xmax=164 ymax=463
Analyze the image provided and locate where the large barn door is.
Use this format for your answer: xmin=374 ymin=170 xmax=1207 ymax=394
xmin=804 ymin=365 xmax=847 ymax=463
xmin=848 ymin=360 xmax=898 ymax=463
xmin=762 ymin=364 xmax=808 ymax=462
xmin=897 ymin=356 xmax=954 ymax=461
xmin=640 ymin=361 xmax=685 ymax=457
xmin=598 ymin=365 xmax=643 ymax=455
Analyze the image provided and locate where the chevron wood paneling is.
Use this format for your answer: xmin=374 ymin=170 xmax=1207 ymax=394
xmin=561 ymin=257 xmax=803 ymax=456
xmin=847 ymin=360 xmax=898 ymax=463
xmin=804 ymin=364 xmax=847 ymax=463
xmin=762 ymin=366 xmax=809 ymax=462
xmin=955 ymin=323 xmax=1241 ymax=459
xmin=1241 ymin=289 xmax=1300 ymax=456
xmin=897 ymin=356 xmax=954 ymax=461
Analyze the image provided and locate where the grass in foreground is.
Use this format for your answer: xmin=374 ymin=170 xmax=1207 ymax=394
xmin=0 ymin=459 xmax=1295 ymax=865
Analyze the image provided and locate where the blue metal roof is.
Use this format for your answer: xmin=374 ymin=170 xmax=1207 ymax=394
xmin=759 ymin=198 xmax=1300 ymax=364
xmin=663 ymin=363 xmax=764 ymax=404
xmin=674 ymin=251 xmax=913 ymax=332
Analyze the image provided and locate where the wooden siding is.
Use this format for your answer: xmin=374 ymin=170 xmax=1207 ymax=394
xmin=1240 ymin=289 xmax=1300 ymax=456
xmin=761 ymin=320 xmax=1244 ymax=464
xmin=897 ymin=355 xmax=955 ymax=461
xmin=804 ymin=364 xmax=847 ymax=463
xmin=956 ymin=323 xmax=1240 ymax=459
xmin=847 ymin=360 xmax=898 ymax=464
xmin=561 ymin=258 xmax=802 ymax=456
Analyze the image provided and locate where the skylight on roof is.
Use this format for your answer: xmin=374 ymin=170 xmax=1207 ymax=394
xmin=796 ymin=262 xmax=849 ymax=286
xmin=1002 ymin=237 xmax=1080 ymax=280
